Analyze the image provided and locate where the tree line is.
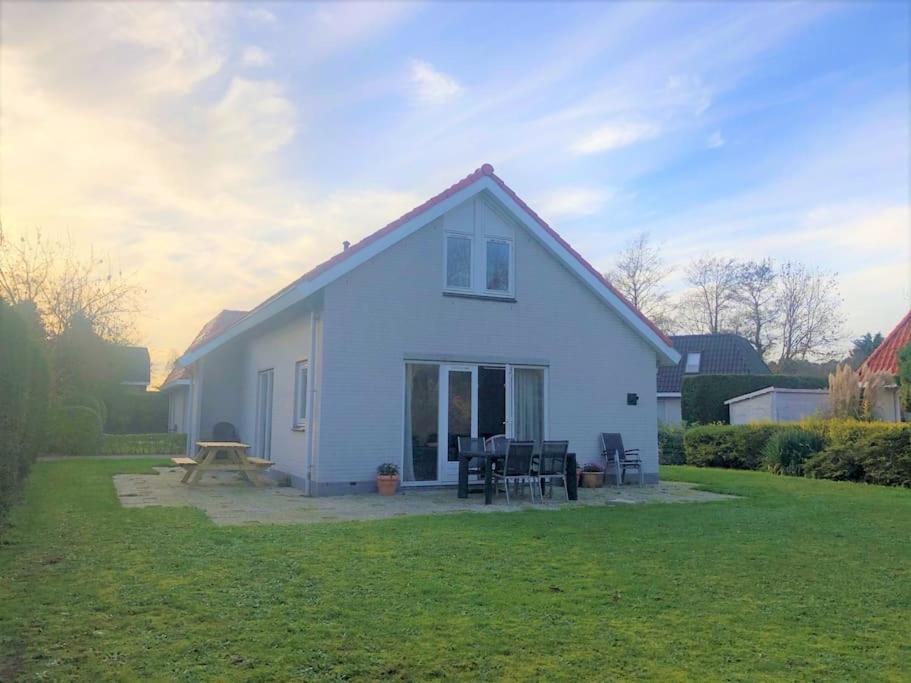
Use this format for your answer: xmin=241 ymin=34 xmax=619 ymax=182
xmin=606 ymin=233 xmax=850 ymax=364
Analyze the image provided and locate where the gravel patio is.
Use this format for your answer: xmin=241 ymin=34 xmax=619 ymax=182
xmin=114 ymin=466 xmax=736 ymax=526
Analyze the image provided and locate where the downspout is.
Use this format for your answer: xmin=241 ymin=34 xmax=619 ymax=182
xmin=304 ymin=309 xmax=319 ymax=496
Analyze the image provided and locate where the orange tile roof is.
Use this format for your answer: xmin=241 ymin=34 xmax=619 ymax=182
xmin=859 ymin=309 xmax=911 ymax=377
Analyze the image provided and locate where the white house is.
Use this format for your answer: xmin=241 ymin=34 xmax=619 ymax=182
xmin=164 ymin=165 xmax=679 ymax=494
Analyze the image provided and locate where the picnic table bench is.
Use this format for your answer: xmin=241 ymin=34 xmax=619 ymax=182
xmin=172 ymin=442 xmax=273 ymax=486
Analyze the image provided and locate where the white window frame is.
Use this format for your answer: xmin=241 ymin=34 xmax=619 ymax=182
xmin=443 ymin=232 xmax=473 ymax=292
xmin=483 ymin=237 xmax=514 ymax=297
xmin=293 ymin=360 xmax=309 ymax=430
xmin=685 ymin=352 xmax=701 ymax=374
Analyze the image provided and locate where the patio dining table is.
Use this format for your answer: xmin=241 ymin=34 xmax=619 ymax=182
xmin=457 ymin=447 xmax=578 ymax=504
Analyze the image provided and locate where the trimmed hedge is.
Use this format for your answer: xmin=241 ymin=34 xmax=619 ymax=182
xmin=100 ymin=433 xmax=187 ymax=455
xmin=682 ymin=419 xmax=911 ymax=487
xmin=103 ymin=390 xmax=168 ymax=434
xmin=658 ymin=424 xmax=686 ymax=465
xmin=682 ymin=374 xmax=828 ymax=424
xmin=0 ymin=301 xmax=50 ymax=520
xmin=46 ymin=405 xmax=103 ymax=456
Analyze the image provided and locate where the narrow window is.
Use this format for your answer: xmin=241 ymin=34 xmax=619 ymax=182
xmin=294 ymin=360 xmax=309 ymax=429
xmin=445 ymin=234 xmax=472 ymax=289
xmin=486 ymin=239 xmax=511 ymax=292
xmin=685 ymin=352 xmax=701 ymax=374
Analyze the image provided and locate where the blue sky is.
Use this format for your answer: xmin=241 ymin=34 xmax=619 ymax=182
xmin=1 ymin=1 xmax=908 ymax=378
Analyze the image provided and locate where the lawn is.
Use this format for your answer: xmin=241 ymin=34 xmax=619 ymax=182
xmin=1 ymin=461 xmax=909 ymax=681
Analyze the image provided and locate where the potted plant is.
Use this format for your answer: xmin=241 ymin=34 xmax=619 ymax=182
xmin=376 ymin=463 xmax=400 ymax=496
xmin=580 ymin=462 xmax=605 ymax=488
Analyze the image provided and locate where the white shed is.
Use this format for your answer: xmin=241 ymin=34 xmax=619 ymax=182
xmin=725 ymin=387 xmax=829 ymax=424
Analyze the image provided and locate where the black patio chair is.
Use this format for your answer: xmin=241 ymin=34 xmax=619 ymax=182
xmin=212 ymin=421 xmax=239 ymax=441
xmin=493 ymin=441 xmax=537 ymax=503
xmin=538 ymin=440 xmax=570 ymax=501
xmin=600 ymin=433 xmax=643 ymax=486
xmin=457 ymin=436 xmax=488 ymax=488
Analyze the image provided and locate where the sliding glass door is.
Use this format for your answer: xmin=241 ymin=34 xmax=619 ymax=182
xmin=403 ymin=362 xmax=545 ymax=484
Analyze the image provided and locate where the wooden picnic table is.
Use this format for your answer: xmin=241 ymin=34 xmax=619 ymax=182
xmin=172 ymin=441 xmax=273 ymax=486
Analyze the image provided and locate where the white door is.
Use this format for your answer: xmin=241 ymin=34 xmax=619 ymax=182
xmin=438 ymin=364 xmax=478 ymax=482
xmin=255 ymin=369 xmax=274 ymax=459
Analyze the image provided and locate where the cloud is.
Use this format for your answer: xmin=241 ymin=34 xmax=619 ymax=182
xmin=409 ymin=59 xmax=464 ymax=105
xmin=707 ymin=130 xmax=725 ymax=148
xmin=537 ymin=188 xmax=614 ymax=219
xmin=245 ymin=7 xmax=276 ymax=24
xmin=571 ymin=121 xmax=660 ymax=155
xmin=241 ymin=45 xmax=272 ymax=68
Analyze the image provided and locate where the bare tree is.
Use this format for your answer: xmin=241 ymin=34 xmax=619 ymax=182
xmin=733 ymin=259 xmax=779 ymax=358
xmin=0 ymin=226 xmax=143 ymax=342
xmin=776 ymin=261 xmax=843 ymax=362
xmin=606 ymin=233 xmax=675 ymax=331
xmin=679 ymin=255 xmax=740 ymax=334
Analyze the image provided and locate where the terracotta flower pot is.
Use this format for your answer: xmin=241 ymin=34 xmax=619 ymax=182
xmin=376 ymin=474 xmax=399 ymax=496
xmin=581 ymin=471 xmax=604 ymax=488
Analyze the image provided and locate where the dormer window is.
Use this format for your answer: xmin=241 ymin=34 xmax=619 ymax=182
xmin=685 ymin=352 xmax=701 ymax=373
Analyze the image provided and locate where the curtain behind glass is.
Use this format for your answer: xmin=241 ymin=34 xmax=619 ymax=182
xmin=513 ymin=368 xmax=543 ymax=447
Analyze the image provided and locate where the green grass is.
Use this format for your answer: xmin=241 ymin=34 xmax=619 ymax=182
xmin=1 ymin=461 xmax=909 ymax=681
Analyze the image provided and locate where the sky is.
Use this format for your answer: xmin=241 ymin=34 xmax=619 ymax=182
xmin=1 ymin=1 xmax=909 ymax=383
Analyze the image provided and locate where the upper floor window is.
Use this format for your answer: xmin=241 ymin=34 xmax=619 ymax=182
xmin=685 ymin=352 xmax=701 ymax=374
xmin=486 ymin=239 xmax=511 ymax=292
xmin=293 ymin=360 xmax=309 ymax=429
xmin=445 ymin=234 xmax=472 ymax=289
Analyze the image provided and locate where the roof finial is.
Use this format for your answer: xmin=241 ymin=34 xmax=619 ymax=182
xmin=481 ymin=163 xmax=494 ymax=175
xmin=342 ymin=240 xmax=350 ymax=251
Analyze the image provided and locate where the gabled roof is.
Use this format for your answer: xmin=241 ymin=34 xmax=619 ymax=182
xmin=859 ymin=309 xmax=911 ymax=378
xmin=657 ymin=334 xmax=770 ymax=393
xmin=160 ymin=309 xmax=247 ymax=390
xmin=178 ymin=164 xmax=678 ymax=367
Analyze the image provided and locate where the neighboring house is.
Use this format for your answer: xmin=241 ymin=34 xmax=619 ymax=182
xmin=858 ymin=309 xmax=910 ymax=422
xmin=726 ymin=387 xmax=829 ymax=425
xmin=657 ymin=333 xmax=770 ymax=424
xmin=113 ymin=345 xmax=151 ymax=391
xmin=170 ymin=164 xmax=679 ymax=494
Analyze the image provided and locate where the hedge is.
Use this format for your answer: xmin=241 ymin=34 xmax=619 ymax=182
xmin=0 ymin=301 xmax=50 ymax=520
xmin=682 ymin=374 xmax=828 ymax=424
xmin=658 ymin=424 xmax=686 ymax=465
xmin=103 ymin=390 xmax=169 ymax=434
xmin=46 ymin=405 xmax=103 ymax=456
xmin=681 ymin=419 xmax=911 ymax=487
xmin=100 ymin=433 xmax=187 ymax=455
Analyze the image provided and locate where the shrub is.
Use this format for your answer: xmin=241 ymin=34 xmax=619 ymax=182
xmin=854 ymin=431 xmax=911 ymax=487
xmin=377 ymin=463 xmax=399 ymax=476
xmin=658 ymin=424 xmax=686 ymax=465
xmin=61 ymin=392 xmax=107 ymax=426
xmin=682 ymin=374 xmax=827 ymax=424
xmin=99 ymin=433 xmax=187 ymax=455
xmin=684 ymin=423 xmax=783 ymax=470
xmin=762 ymin=428 xmax=825 ymax=476
xmin=804 ymin=447 xmax=865 ymax=482
xmin=46 ymin=405 xmax=103 ymax=456
xmin=0 ymin=301 xmax=50 ymax=521
xmin=103 ymin=390 xmax=168 ymax=434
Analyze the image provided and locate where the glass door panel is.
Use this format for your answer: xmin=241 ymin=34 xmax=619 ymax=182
xmin=403 ymin=363 xmax=439 ymax=482
xmin=440 ymin=365 xmax=477 ymax=482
